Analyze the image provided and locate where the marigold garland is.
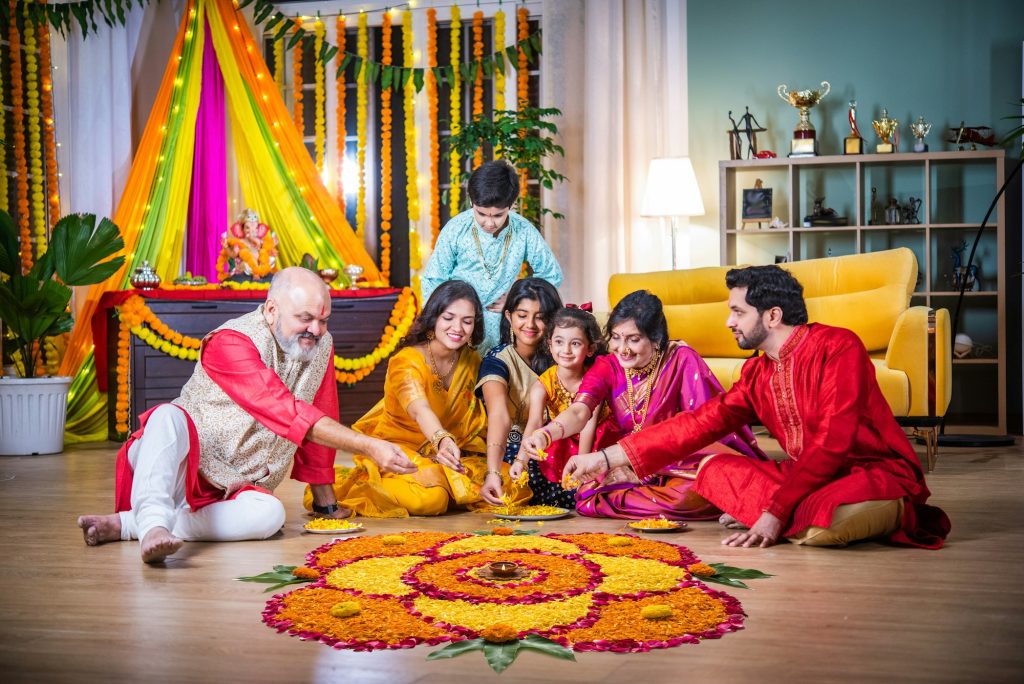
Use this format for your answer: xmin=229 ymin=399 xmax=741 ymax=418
xmin=9 ymin=0 xmax=32 ymax=272
xmin=23 ymin=3 xmax=46 ymax=256
xmin=313 ymin=17 xmax=326 ymax=172
xmin=516 ymin=6 xmax=530 ymax=197
xmin=263 ymin=532 xmax=747 ymax=655
xmin=292 ymin=20 xmax=304 ymax=134
xmin=402 ymin=9 xmax=421 ymax=288
xmin=273 ymin=37 xmax=285 ymax=90
xmin=471 ymin=10 xmax=485 ymax=168
xmin=112 ymin=289 xmax=418 ymax=429
xmin=38 ymin=11 xmax=60 ymax=226
xmin=426 ymin=9 xmax=441 ymax=247
xmin=493 ymin=8 xmax=506 ymax=154
xmin=355 ymin=12 xmax=368 ymax=241
xmin=0 ymin=10 xmax=8 ymax=213
xmin=335 ymin=15 xmax=347 ymax=213
xmin=448 ymin=5 xmax=462 ymax=213
xmin=378 ymin=10 xmax=393 ymax=284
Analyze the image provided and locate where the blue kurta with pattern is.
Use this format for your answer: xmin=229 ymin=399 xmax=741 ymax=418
xmin=422 ymin=209 xmax=563 ymax=354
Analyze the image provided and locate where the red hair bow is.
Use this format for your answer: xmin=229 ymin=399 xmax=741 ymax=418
xmin=567 ymin=302 xmax=593 ymax=312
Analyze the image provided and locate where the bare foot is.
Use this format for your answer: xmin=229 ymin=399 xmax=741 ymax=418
xmin=78 ymin=514 xmax=122 ymax=546
xmin=719 ymin=513 xmax=748 ymax=530
xmin=140 ymin=527 xmax=184 ymax=564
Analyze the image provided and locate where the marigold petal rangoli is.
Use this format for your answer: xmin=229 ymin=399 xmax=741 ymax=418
xmin=262 ymin=532 xmax=746 ymax=655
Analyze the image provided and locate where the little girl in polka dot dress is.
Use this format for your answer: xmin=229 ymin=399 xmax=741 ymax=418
xmin=512 ymin=306 xmax=615 ymax=508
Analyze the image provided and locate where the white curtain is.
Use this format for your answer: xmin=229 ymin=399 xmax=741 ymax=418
xmin=542 ymin=0 xmax=689 ymax=310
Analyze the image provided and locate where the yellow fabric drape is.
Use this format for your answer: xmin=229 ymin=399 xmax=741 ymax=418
xmin=311 ymin=347 xmax=530 ymax=517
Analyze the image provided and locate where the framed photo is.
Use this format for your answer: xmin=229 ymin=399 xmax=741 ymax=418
xmin=741 ymin=186 xmax=772 ymax=224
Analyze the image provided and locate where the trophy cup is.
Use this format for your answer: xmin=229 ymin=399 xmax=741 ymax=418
xmin=909 ymin=116 xmax=932 ymax=153
xmin=777 ymin=81 xmax=830 ymax=157
xmin=844 ymin=100 xmax=864 ymax=155
xmin=872 ymin=107 xmax=899 ymax=153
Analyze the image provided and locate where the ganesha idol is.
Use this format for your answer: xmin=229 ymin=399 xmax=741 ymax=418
xmin=216 ymin=209 xmax=279 ymax=282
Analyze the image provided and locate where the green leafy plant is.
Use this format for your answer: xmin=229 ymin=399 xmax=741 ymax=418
xmin=236 ymin=565 xmax=316 ymax=593
xmin=446 ymin=107 xmax=567 ymax=228
xmin=0 ymin=211 xmax=124 ymax=378
xmin=698 ymin=563 xmax=774 ymax=590
xmin=428 ymin=634 xmax=575 ymax=673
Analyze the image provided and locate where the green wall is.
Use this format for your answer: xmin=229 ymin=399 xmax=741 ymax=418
xmin=688 ymin=0 xmax=1024 ymax=261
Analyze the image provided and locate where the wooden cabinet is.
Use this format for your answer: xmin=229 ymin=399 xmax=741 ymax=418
xmin=105 ymin=292 xmax=399 ymax=439
xmin=719 ymin=150 xmax=1006 ymax=433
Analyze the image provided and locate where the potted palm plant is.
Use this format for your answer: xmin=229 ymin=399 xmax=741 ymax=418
xmin=0 ymin=210 xmax=124 ymax=455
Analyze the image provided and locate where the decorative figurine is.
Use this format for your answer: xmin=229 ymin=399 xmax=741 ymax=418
xmin=777 ymin=81 xmax=830 ymax=157
xmin=951 ymin=241 xmax=979 ymax=291
xmin=949 ymin=122 xmax=998 ymax=151
xmin=953 ymin=333 xmax=974 ymax=359
xmin=884 ymin=198 xmax=902 ymax=225
xmin=902 ymin=197 xmax=922 ymax=224
xmin=803 ymin=196 xmax=847 ymax=226
xmin=872 ymin=108 xmax=899 ymax=153
xmin=217 ymin=209 xmax=279 ymax=282
xmin=845 ymin=100 xmax=865 ymax=155
xmin=869 ymin=187 xmax=879 ymax=225
xmin=909 ymin=116 xmax=932 ymax=152
xmin=727 ymin=107 xmax=766 ymax=160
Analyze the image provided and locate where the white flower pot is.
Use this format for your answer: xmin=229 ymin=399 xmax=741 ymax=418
xmin=0 ymin=376 xmax=72 ymax=455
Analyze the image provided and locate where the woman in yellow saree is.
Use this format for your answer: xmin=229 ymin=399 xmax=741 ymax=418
xmin=313 ymin=280 xmax=531 ymax=517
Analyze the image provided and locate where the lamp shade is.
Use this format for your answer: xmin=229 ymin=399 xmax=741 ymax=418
xmin=640 ymin=157 xmax=705 ymax=217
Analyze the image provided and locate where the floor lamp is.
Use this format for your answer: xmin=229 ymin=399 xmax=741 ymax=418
xmin=640 ymin=158 xmax=705 ymax=270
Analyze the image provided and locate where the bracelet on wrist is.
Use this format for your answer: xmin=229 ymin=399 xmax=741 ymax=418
xmin=549 ymin=420 xmax=566 ymax=439
xmin=429 ymin=428 xmax=455 ymax=453
xmin=538 ymin=428 xmax=553 ymax=449
xmin=486 ymin=469 xmax=503 ymax=479
xmin=600 ymin=448 xmax=611 ymax=471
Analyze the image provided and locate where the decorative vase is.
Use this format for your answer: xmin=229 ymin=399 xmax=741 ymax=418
xmin=0 ymin=376 xmax=72 ymax=455
xmin=130 ymin=261 xmax=161 ymax=290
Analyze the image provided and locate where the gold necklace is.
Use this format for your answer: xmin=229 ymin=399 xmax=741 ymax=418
xmin=552 ymin=371 xmax=578 ymax=411
xmin=624 ymin=349 xmax=662 ymax=433
xmin=426 ymin=341 xmax=458 ymax=393
xmin=471 ymin=222 xmax=513 ymax=279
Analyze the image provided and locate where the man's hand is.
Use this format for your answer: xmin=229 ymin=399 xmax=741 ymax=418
xmin=561 ymin=451 xmax=611 ymax=486
xmin=434 ymin=437 xmax=464 ymax=473
xmin=485 ymin=290 xmax=509 ymax=313
xmin=722 ymin=511 xmax=783 ymax=548
xmin=365 ymin=439 xmax=418 ymax=474
xmin=479 ymin=471 xmax=504 ymax=506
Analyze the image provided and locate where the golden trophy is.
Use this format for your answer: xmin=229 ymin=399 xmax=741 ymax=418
xmin=909 ymin=116 xmax=932 ymax=152
xmin=777 ymin=81 xmax=830 ymax=156
xmin=844 ymin=100 xmax=865 ymax=155
xmin=872 ymin=107 xmax=899 ymax=153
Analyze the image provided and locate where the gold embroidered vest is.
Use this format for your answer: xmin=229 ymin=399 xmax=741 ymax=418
xmin=173 ymin=306 xmax=333 ymax=492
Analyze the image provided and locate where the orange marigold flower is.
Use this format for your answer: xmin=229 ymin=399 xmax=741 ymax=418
xmin=382 ymin=535 xmax=406 ymax=546
xmin=687 ymin=562 xmax=717 ymax=577
xmin=292 ymin=567 xmax=320 ymax=579
xmin=640 ymin=604 xmax=673 ymax=620
xmin=491 ymin=527 xmax=515 ymax=536
xmin=479 ymin=623 xmax=519 ymax=643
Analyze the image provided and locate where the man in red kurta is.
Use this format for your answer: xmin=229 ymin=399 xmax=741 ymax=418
xmin=563 ymin=266 xmax=950 ymax=549
xmin=78 ymin=268 xmax=416 ymax=563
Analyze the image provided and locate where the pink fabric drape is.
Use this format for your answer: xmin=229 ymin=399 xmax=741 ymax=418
xmin=185 ymin=18 xmax=228 ymax=280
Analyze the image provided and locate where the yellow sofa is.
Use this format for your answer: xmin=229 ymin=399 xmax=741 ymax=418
xmin=607 ymin=248 xmax=951 ymax=468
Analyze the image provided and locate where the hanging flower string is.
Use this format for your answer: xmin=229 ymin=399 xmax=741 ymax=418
xmin=9 ymin=0 xmax=31 ymax=272
xmin=355 ymin=11 xmax=368 ymax=241
xmin=471 ymin=10 xmax=485 ymax=168
xmin=516 ymin=6 xmax=530 ymax=198
xmin=335 ymin=14 xmax=347 ymax=213
xmin=23 ymin=3 xmax=46 ymax=257
xmin=402 ymin=9 xmax=421 ymax=292
xmin=273 ymin=36 xmax=285 ymax=90
xmin=378 ymin=9 xmax=393 ymax=284
xmin=293 ymin=19 xmax=304 ymax=135
xmin=39 ymin=11 xmax=61 ymax=226
xmin=113 ymin=288 xmax=418 ymax=425
xmin=493 ymin=8 xmax=506 ymax=155
xmin=448 ymin=4 xmax=462 ymax=213
xmin=0 ymin=10 xmax=8 ymax=214
xmin=314 ymin=17 xmax=327 ymax=172
xmin=426 ymin=8 xmax=440 ymax=247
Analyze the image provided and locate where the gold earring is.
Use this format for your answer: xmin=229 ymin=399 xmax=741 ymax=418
xmin=510 ymin=331 xmax=516 ymax=346
xmin=426 ymin=330 xmax=435 ymax=341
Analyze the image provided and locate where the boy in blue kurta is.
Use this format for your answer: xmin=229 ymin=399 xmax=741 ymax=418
xmin=422 ymin=160 xmax=563 ymax=354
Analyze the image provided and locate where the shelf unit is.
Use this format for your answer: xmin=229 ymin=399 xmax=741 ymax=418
xmin=719 ymin=150 xmax=1006 ymax=433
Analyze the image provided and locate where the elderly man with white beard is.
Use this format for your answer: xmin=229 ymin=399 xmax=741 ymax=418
xmin=77 ymin=267 xmax=416 ymax=564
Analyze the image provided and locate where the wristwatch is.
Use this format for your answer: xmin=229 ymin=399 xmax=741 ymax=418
xmin=312 ymin=502 xmax=340 ymax=516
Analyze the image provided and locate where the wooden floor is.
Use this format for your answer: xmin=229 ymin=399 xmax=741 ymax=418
xmin=1 ymin=436 xmax=1022 ymax=683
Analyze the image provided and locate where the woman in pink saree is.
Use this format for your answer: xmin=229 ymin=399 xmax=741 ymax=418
xmin=521 ymin=290 xmax=767 ymax=520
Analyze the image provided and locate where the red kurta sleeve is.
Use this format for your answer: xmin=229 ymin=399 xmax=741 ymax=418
xmin=289 ymin=361 xmax=340 ymax=485
xmin=619 ymin=371 xmax=759 ymax=479
xmin=765 ymin=331 xmax=870 ymax=520
xmin=201 ymin=330 xmax=328 ymax=447
xmin=575 ymin=355 xmax=616 ymax=413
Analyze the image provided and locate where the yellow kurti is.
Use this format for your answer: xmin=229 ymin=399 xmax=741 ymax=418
xmin=314 ymin=346 xmax=530 ymax=517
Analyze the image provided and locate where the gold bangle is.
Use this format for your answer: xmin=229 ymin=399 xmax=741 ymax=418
xmin=486 ymin=469 xmax=502 ymax=479
xmin=430 ymin=428 xmax=454 ymax=453
xmin=549 ymin=420 xmax=566 ymax=439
